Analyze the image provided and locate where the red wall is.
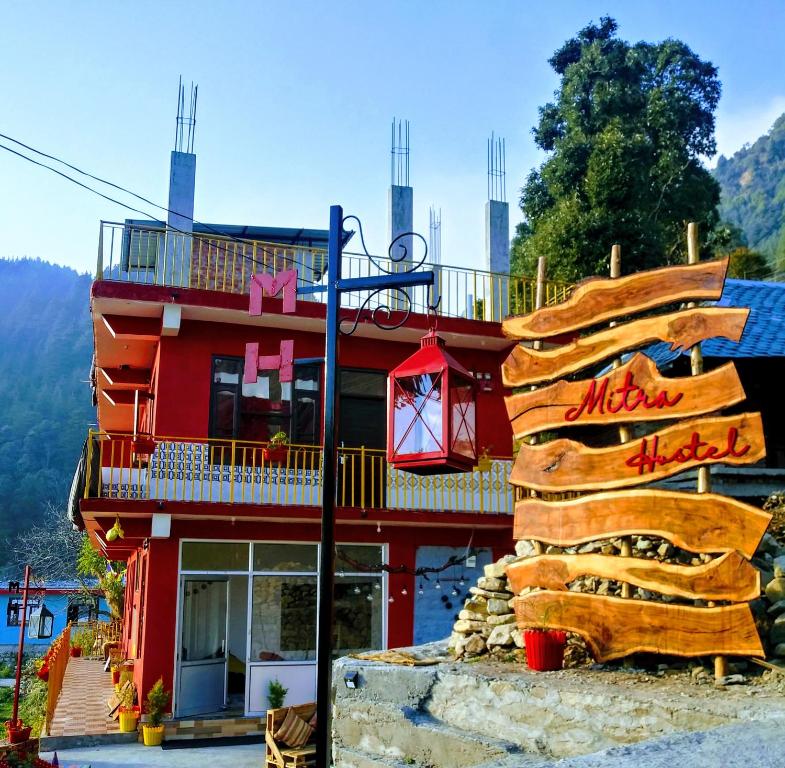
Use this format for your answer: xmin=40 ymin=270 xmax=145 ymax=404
xmin=152 ymin=318 xmax=514 ymax=456
xmin=131 ymin=516 xmax=513 ymax=702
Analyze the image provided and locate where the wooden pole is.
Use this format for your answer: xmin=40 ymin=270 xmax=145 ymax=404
xmin=609 ymin=246 xmax=633 ymax=600
xmin=530 ymin=257 xmax=547 ymax=556
xmin=11 ymin=565 xmax=31 ymax=726
xmin=686 ymin=222 xmax=727 ymax=682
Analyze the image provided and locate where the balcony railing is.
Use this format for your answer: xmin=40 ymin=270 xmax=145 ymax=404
xmin=96 ymin=221 xmax=571 ymax=322
xmin=85 ymin=432 xmax=513 ymax=515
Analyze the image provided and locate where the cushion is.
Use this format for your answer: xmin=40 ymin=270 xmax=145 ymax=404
xmin=274 ymin=707 xmax=314 ymax=748
xmin=308 ymin=711 xmax=317 ymax=731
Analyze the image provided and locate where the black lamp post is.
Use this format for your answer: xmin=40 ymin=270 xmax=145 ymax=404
xmin=314 ymin=205 xmax=433 ymax=766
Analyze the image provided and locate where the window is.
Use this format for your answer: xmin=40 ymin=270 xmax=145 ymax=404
xmin=66 ymin=596 xmax=99 ymax=624
xmin=6 ymin=597 xmax=41 ymax=627
xmin=209 ymin=357 xmax=320 ymax=445
xmin=334 ymin=544 xmax=384 ymax=657
xmin=250 ymin=575 xmax=317 ymax=662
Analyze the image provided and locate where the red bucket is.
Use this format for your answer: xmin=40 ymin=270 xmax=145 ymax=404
xmin=524 ymin=629 xmax=567 ymax=671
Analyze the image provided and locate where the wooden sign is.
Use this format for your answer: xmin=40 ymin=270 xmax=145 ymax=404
xmin=506 ymin=550 xmax=759 ymax=602
xmin=501 ymin=307 xmax=749 ymax=387
xmin=509 ymin=412 xmax=765 ymax=493
xmin=513 ymin=490 xmax=772 ymax=559
xmin=513 ymin=591 xmax=764 ymax=662
xmin=503 ymin=258 xmax=729 ymax=340
xmin=505 ymin=353 xmax=745 ymax=439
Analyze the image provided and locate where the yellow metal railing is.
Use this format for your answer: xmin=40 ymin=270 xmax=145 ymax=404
xmin=96 ymin=221 xmax=571 ymax=322
xmin=85 ymin=431 xmax=514 ymax=515
xmin=43 ymin=623 xmax=71 ymax=736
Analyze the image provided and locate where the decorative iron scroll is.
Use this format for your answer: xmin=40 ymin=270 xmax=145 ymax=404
xmin=342 ymin=214 xmax=428 ymax=274
xmin=338 ymin=213 xmax=438 ymax=336
xmin=339 ymin=287 xmax=413 ymax=336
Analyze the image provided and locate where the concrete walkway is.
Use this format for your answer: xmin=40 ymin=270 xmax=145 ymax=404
xmin=41 ymin=742 xmax=264 ymax=768
xmin=48 ymin=658 xmax=120 ymax=737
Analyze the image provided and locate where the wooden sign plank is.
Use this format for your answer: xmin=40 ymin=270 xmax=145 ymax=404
xmin=501 ymin=307 xmax=749 ymax=387
xmin=513 ymin=591 xmax=764 ymax=661
xmin=505 ymin=353 xmax=745 ymax=438
xmin=509 ymin=412 xmax=765 ymax=492
xmin=513 ymin=490 xmax=772 ymax=559
xmin=502 ymin=258 xmax=729 ymax=340
xmin=506 ymin=551 xmax=759 ymax=602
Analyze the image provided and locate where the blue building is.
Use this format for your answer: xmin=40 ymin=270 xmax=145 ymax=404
xmin=0 ymin=580 xmax=107 ymax=653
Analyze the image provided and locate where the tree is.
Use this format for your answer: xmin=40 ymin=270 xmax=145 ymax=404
xmin=512 ymin=17 xmax=722 ymax=281
xmin=76 ymin=538 xmax=126 ymax=619
xmin=4 ymin=500 xmax=82 ymax=580
xmin=726 ymin=247 xmax=772 ymax=280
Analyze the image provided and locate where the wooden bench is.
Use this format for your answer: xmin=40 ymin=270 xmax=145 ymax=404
xmin=265 ymin=702 xmax=316 ymax=768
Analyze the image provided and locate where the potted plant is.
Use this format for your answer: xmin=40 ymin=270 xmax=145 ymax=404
xmin=263 ymin=431 xmax=289 ymax=464
xmin=4 ymin=719 xmax=32 ymax=744
xmin=523 ymin=628 xmax=568 ymax=671
xmin=266 ymin=678 xmax=288 ymax=710
xmin=117 ymin=682 xmax=138 ymax=733
xmin=142 ymin=678 xmax=170 ymax=747
xmin=69 ymin=642 xmax=82 ymax=658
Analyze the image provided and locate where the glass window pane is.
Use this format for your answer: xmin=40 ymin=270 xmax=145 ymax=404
xmin=212 ymin=389 xmax=237 ymax=439
xmin=341 ymin=370 xmax=386 ymax=397
xmin=450 ymin=380 xmax=476 ymax=459
xmin=181 ymin=579 xmax=227 ymax=661
xmin=253 ymin=543 xmax=318 ymax=572
xmin=240 ymin=369 xmax=291 ymax=442
xmin=393 ymin=374 xmax=443 ymax=455
xmin=334 ymin=576 xmax=383 ymax=657
xmin=336 ymin=544 xmax=383 ymax=571
xmin=213 ymin=358 xmax=242 ymax=384
xmin=250 ymin=576 xmax=317 ymax=662
xmin=182 ymin=542 xmax=249 ymax=571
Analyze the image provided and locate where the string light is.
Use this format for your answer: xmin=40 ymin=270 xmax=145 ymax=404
xmin=388 ymin=595 xmax=394 ymax=603
xmin=366 ymin=593 xmax=373 ymax=602
xmin=434 ymin=579 xmax=441 ymax=590
xmin=451 ymin=586 xmax=459 ymax=596
xmin=418 ymin=583 xmax=424 ymax=596
xmin=373 ymin=581 xmax=381 ymax=590
xmin=353 ymin=585 xmax=361 ymax=595
xmin=376 ymin=522 xmax=381 ymax=534
xmin=401 ymin=587 xmax=408 ymax=596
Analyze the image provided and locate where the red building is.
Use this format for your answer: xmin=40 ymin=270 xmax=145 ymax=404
xmin=70 ymin=146 xmax=558 ymax=719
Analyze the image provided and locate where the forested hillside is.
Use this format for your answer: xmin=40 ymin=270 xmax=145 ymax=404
xmin=0 ymin=259 xmax=93 ymax=572
xmin=714 ymin=113 xmax=785 ymax=265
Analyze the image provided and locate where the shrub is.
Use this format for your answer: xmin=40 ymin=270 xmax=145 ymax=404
xmin=267 ymin=678 xmax=288 ymax=709
xmin=145 ymin=678 xmax=170 ymax=728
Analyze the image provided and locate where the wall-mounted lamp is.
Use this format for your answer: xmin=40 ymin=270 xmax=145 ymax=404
xmin=344 ymin=671 xmax=360 ymax=689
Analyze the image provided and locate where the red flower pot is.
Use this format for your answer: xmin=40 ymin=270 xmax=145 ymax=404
xmin=70 ymin=646 xmax=82 ymax=658
xmin=112 ymin=668 xmax=121 ymax=684
xmin=36 ymin=664 xmax=49 ymax=682
xmin=5 ymin=722 xmax=32 ymax=743
xmin=263 ymin=446 xmax=288 ymax=464
xmin=524 ymin=629 xmax=567 ymax=671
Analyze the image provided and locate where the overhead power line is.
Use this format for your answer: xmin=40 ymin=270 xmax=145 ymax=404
xmin=0 ymin=132 xmax=322 ymax=282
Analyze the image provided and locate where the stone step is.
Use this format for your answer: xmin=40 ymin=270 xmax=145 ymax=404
xmin=39 ymin=730 xmax=138 ymax=753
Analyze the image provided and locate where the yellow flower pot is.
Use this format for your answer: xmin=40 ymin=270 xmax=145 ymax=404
xmin=118 ymin=710 xmax=139 ymax=733
xmin=143 ymin=724 xmax=165 ymax=746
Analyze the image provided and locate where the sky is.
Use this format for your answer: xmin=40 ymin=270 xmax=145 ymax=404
xmin=1 ymin=0 xmax=784 ymax=275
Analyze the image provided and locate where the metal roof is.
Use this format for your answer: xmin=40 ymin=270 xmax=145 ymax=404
xmin=124 ymin=219 xmax=353 ymax=248
xmin=646 ymin=278 xmax=785 ymax=366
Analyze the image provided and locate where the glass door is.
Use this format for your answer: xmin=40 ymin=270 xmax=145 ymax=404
xmin=176 ymin=577 xmax=229 ymax=717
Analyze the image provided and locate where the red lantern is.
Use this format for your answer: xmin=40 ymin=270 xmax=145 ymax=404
xmin=387 ymin=331 xmax=477 ymax=475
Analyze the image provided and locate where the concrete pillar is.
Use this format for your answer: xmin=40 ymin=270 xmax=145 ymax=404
xmin=484 ymin=200 xmax=510 ymax=321
xmin=388 ymin=184 xmax=413 ymax=309
xmin=163 ymin=151 xmax=196 ymax=287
